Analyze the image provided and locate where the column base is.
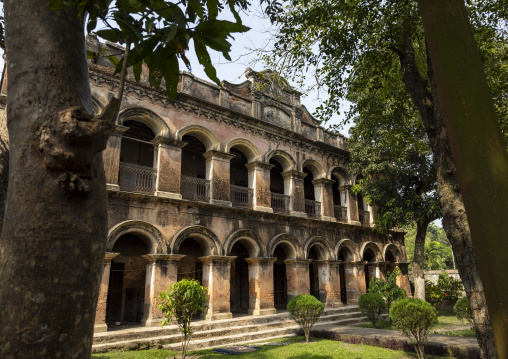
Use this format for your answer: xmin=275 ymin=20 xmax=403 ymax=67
xmin=106 ymin=183 xmax=120 ymax=191
xmin=205 ymin=312 xmax=233 ymax=320
xmin=94 ymin=323 xmax=108 ymax=334
xmin=290 ymin=211 xmax=307 ymax=218
xmin=253 ymin=205 xmax=273 ymax=213
xmin=320 ymin=216 xmax=337 ymax=222
xmin=142 ymin=318 xmax=165 ymax=327
xmin=248 ymin=308 xmax=277 ymax=316
xmin=156 ymin=191 xmax=182 ymax=200
xmin=210 ymin=199 xmax=232 ymax=207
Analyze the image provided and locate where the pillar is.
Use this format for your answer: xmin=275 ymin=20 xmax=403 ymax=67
xmin=326 ymin=261 xmax=343 ymax=307
xmin=341 ymin=185 xmax=360 ymax=225
xmin=200 ymin=256 xmax=236 ymax=320
xmin=246 ymin=161 xmax=274 ymax=213
xmin=355 ymin=261 xmax=368 ymax=297
xmin=284 ymin=259 xmax=311 ymax=301
xmin=396 ymin=262 xmax=412 ymax=297
xmin=103 ymin=125 xmax=128 ymax=191
xmin=204 ymin=151 xmax=234 ymax=207
xmin=342 ymin=261 xmax=361 ymax=304
xmin=141 ymin=254 xmax=185 ymax=327
xmin=313 ymin=178 xmax=336 ymax=221
xmin=245 ymin=257 xmax=277 ymax=316
xmin=94 ymin=252 xmax=120 ymax=333
xmin=151 ymin=136 xmax=186 ymax=200
xmin=377 ymin=261 xmax=390 ymax=280
xmin=281 ymin=170 xmax=306 ymax=217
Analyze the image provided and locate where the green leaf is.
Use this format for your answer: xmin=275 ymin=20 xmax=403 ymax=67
xmin=87 ymin=18 xmax=97 ymax=33
xmin=194 ymin=39 xmax=220 ymax=86
xmin=206 ymin=0 xmax=219 ymax=19
xmin=189 ymin=0 xmax=204 ymax=19
xmin=133 ymin=61 xmax=142 ymax=82
xmin=163 ymin=54 xmax=180 ymax=99
xmin=96 ymin=29 xmax=123 ymax=43
xmin=128 ymin=37 xmax=159 ymax=65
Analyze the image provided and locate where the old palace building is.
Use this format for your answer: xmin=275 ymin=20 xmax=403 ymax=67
xmin=87 ymin=38 xmax=411 ymax=334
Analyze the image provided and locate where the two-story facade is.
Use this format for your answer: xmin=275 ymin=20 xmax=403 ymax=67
xmin=88 ymin=38 xmax=411 ymax=334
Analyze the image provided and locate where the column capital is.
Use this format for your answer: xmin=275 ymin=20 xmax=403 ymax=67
xmin=151 ymin=135 xmax=187 ymax=149
xmin=203 ymin=150 xmax=235 ymax=161
xmin=339 ymin=184 xmax=352 ymax=192
xmin=284 ymin=259 xmax=312 ymax=267
xmin=104 ymin=252 xmax=121 ymax=263
xmin=395 ymin=262 xmax=411 ymax=267
xmin=327 ymin=260 xmax=342 ymax=268
xmin=376 ymin=261 xmax=390 ymax=267
xmin=245 ymin=257 xmax=277 ymax=264
xmin=246 ymin=161 xmax=274 ymax=172
xmin=312 ymin=178 xmax=335 ymax=187
xmin=354 ymin=260 xmax=368 ymax=266
xmin=113 ymin=124 xmax=129 ymax=136
xmin=340 ymin=261 xmax=355 ymax=267
xmin=143 ymin=254 xmax=186 ymax=263
xmin=199 ymin=255 xmax=237 ymax=265
xmin=281 ymin=169 xmax=307 ymax=180
xmin=312 ymin=259 xmax=330 ymax=266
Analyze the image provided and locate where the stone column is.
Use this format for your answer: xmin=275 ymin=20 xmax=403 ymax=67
xmin=341 ymin=185 xmax=360 ymax=225
xmin=284 ymin=259 xmax=311 ymax=301
xmin=313 ymin=178 xmax=336 ymax=221
xmin=103 ymin=125 xmax=128 ymax=191
xmin=326 ymin=261 xmax=343 ymax=308
xmin=151 ymin=136 xmax=186 ymax=200
xmin=141 ymin=254 xmax=185 ymax=327
xmin=396 ymin=262 xmax=412 ymax=297
xmin=377 ymin=261 xmax=390 ymax=280
xmin=204 ymin=151 xmax=234 ymax=207
xmin=94 ymin=252 xmax=120 ymax=333
xmin=200 ymin=256 xmax=236 ymax=320
xmin=342 ymin=261 xmax=360 ymax=304
xmin=246 ymin=161 xmax=274 ymax=213
xmin=245 ymin=257 xmax=277 ymax=316
xmin=355 ymin=261 xmax=368 ymax=297
xmin=281 ymin=170 xmax=306 ymax=217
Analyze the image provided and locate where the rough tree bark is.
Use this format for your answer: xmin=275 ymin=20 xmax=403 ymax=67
xmin=0 ymin=1 xmax=118 ymax=358
xmin=412 ymin=220 xmax=429 ymax=300
xmin=393 ymin=38 xmax=498 ymax=359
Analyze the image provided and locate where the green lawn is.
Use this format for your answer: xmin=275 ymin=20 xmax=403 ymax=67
xmin=92 ymin=336 xmax=452 ymax=359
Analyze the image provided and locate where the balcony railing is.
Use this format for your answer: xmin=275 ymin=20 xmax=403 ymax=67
xmin=230 ymin=185 xmax=253 ymax=208
xmin=334 ymin=205 xmax=348 ymax=222
xmin=359 ymin=209 xmax=371 ymax=225
xmin=271 ymin=192 xmax=290 ymax=213
xmin=118 ymin=163 xmax=156 ymax=194
xmin=305 ymin=199 xmax=321 ymax=218
xmin=181 ymin=176 xmax=210 ymax=202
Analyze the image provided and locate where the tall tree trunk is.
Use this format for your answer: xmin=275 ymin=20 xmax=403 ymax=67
xmin=393 ymin=38 xmax=498 ymax=359
xmin=0 ymin=104 xmax=8 ymax=235
xmin=412 ymin=220 xmax=429 ymax=300
xmin=0 ymin=2 xmax=116 ymax=358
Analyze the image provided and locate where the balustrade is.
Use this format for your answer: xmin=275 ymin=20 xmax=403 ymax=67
xmin=305 ymin=199 xmax=321 ymax=218
xmin=118 ymin=163 xmax=156 ymax=194
xmin=181 ymin=176 xmax=210 ymax=202
xmin=271 ymin=192 xmax=290 ymax=213
xmin=334 ymin=205 xmax=348 ymax=221
xmin=230 ymin=185 xmax=253 ymax=208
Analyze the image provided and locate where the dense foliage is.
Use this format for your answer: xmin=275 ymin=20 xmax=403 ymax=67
xmin=437 ymin=272 xmax=463 ymax=304
xmin=389 ymin=298 xmax=438 ymax=359
xmin=287 ymin=294 xmax=324 ymax=343
xmin=454 ymin=297 xmax=474 ymax=328
xmin=404 ymin=223 xmax=454 ymax=270
xmin=367 ymin=268 xmax=406 ymax=311
xmin=424 ymin=281 xmax=444 ymax=308
xmin=158 ymin=279 xmax=208 ymax=359
xmin=358 ymin=292 xmax=386 ymax=328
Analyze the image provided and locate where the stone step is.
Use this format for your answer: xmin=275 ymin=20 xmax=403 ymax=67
xmin=92 ymin=306 xmax=369 ymax=353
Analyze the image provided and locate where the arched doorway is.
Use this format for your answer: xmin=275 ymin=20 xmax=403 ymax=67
xmin=181 ymin=135 xmax=209 ymax=202
xmin=338 ymin=247 xmax=354 ymax=304
xmin=386 ymin=250 xmax=397 ymax=275
xmin=273 ymin=245 xmax=288 ymax=309
xmin=106 ymin=233 xmax=149 ymax=324
xmin=230 ymin=148 xmax=252 ymax=208
xmin=308 ymin=247 xmax=319 ymax=300
xmin=119 ymin=120 xmax=156 ymax=193
xmin=177 ymin=237 xmax=205 ymax=284
xmin=230 ymin=241 xmax=250 ymax=314
xmin=363 ymin=248 xmax=376 ymax=292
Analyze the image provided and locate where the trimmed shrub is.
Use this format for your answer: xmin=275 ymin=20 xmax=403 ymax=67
xmin=390 ymin=297 xmax=438 ymax=359
xmin=454 ymin=297 xmax=474 ymax=328
xmin=287 ymin=294 xmax=324 ymax=343
xmin=158 ymin=279 xmax=208 ymax=359
xmin=425 ymin=281 xmax=444 ymax=307
xmin=358 ymin=292 xmax=386 ymax=328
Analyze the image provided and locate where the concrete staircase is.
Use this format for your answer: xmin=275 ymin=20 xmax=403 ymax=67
xmin=92 ymin=305 xmax=369 ymax=353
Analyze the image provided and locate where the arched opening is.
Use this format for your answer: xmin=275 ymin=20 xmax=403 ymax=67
xmin=386 ymin=249 xmax=397 ymax=275
xmin=303 ymin=167 xmax=320 ymax=218
xmin=332 ymin=170 xmax=347 ymax=221
xmin=181 ymin=135 xmax=210 ymax=202
xmin=230 ymin=148 xmax=252 ymax=208
xmin=356 ymin=176 xmax=370 ymax=225
xmin=177 ymin=238 xmax=205 ymax=284
xmin=273 ymin=245 xmax=288 ymax=309
xmin=363 ymin=248 xmax=377 ymax=292
xmin=338 ymin=247 xmax=354 ymax=304
xmin=106 ymin=233 xmax=149 ymax=324
xmin=308 ymin=247 xmax=320 ymax=300
xmin=119 ymin=120 xmax=156 ymax=193
xmin=270 ymin=159 xmax=289 ymax=213
xmin=230 ymin=241 xmax=250 ymax=314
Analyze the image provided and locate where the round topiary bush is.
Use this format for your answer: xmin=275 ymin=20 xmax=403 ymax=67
xmin=287 ymin=294 xmax=324 ymax=343
xmin=454 ymin=297 xmax=473 ymax=328
xmin=358 ymin=292 xmax=386 ymax=328
xmin=389 ymin=297 xmax=438 ymax=359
